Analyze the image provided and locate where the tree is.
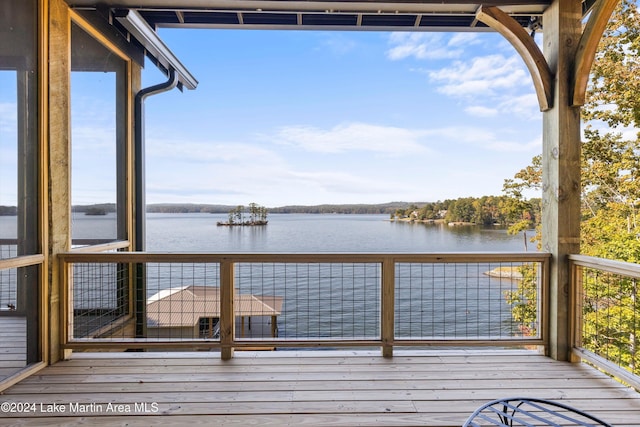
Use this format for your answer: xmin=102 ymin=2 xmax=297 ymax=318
xmin=582 ymin=0 xmax=640 ymax=128
xmin=580 ymin=0 xmax=640 ymax=259
xmin=577 ymin=1 xmax=640 ymax=377
xmin=502 ymin=2 xmax=640 ymax=369
xmin=503 ymin=263 xmax=540 ymax=337
xmin=502 ymin=155 xmax=541 ymax=243
xmin=220 ymin=203 xmax=268 ymax=226
xmin=446 ymin=197 xmax=476 ymax=223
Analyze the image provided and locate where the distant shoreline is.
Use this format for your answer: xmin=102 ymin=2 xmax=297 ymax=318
xmin=389 ymin=218 xmax=445 ymax=224
xmin=0 ymin=202 xmax=421 ymax=216
xmin=390 ymin=218 xmax=478 ymax=226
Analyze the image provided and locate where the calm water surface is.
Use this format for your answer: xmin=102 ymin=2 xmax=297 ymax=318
xmin=145 ymin=213 xmax=526 ymax=252
xmin=1 ymin=213 xmax=533 ymax=339
xmin=1 ymin=212 xmax=528 ymax=252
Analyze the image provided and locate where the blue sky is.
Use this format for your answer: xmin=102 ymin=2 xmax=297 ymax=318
xmin=142 ymin=29 xmax=541 ymax=207
xmin=0 ymin=29 xmax=543 ymax=207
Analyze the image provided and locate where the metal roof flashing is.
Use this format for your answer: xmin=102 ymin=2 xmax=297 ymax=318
xmin=114 ymin=9 xmax=198 ymax=90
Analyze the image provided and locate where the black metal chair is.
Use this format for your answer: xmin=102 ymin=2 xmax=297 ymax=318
xmin=463 ymin=397 xmax=613 ymax=426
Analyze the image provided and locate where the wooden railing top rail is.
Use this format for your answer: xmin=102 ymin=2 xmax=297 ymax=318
xmin=60 ymin=251 xmax=551 ymax=264
xmin=1 ymin=238 xmax=120 ymax=246
xmin=569 ymin=254 xmax=640 ymax=279
xmin=0 ymin=254 xmax=45 ymax=271
xmin=60 ymin=250 xmax=551 ymax=357
xmin=69 ymin=240 xmax=130 ymax=253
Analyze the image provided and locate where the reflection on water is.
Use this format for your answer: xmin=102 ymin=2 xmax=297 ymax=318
xmin=145 ymin=213 xmax=530 ymax=252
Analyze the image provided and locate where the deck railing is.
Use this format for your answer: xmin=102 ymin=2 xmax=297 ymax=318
xmin=0 ymin=247 xmax=43 ymax=317
xmin=0 ymin=238 xmax=112 ymax=314
xmin=60 ymin=250 xmax=550 ymax=358
xmin=570 ymin=254 xmax=640 ymax=390
xmin=0 ymin=247 xmax=44 ymax=381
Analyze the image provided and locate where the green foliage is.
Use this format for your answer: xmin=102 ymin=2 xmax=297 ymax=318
xmin=580 ymin=0 xmax=640 ymax=263
xmin=224 ymin=203 xmax=268 ymax=225
xmin=390 ymin=196 xmax=539 ymax=228
xmin=503 ymin=264 xmax=539 ymax=337
xmin=504 ymin=1 xmax=640 ymax=374
xmin=502 ymin=155 xmax=541 ymax=238
xmin=583 ymin=0 xmax=640 ymax=127
xmin=580 ymin=272 xmax=640 ymax=375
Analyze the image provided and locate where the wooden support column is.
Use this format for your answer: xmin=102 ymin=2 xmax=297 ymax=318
xmin=47 ymin=0 xmax=72 ymax=363
xmin=271 ymin=315 xmax=277 ymax=338
xmin=381 ymin=257 xmax=394 ymax=358
xmin=220 ymin=259 xmax=235 ymax=360
xmin=542 ymin=0 xmax=582 ymax=361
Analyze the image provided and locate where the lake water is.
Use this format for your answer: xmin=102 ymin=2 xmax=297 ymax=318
xmin=1 ymin=212 xmax=528 ymax=252
xmin=144 ymin=214 xmax=533 ymax=341
xmin=2 ymin=213 xmax=534 ymax=341
xmin=145 ymin=213 xmax=527 ymax=252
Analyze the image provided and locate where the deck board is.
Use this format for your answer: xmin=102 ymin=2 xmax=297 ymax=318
xmin=1 ymin=350 xmax=639 ymax=426
xmin=0 ymin=316 xmax=26 ymax=382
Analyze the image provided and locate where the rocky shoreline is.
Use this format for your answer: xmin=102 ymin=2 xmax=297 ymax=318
xmin=484 ymin=266 xmax=523 ymax=280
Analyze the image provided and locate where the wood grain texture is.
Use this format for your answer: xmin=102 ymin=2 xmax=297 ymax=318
xmin=476 ymin=6 xmax=553 ymax=111
xmin=47 ymin=0 xmax=72 ymax=365
xmin=1 ymin=351 xmax=639 ymax=426
xmin=542 ymin=0 xmax=583 ymax=362
xmin=572 ymin=0 xmax=621 ymax=106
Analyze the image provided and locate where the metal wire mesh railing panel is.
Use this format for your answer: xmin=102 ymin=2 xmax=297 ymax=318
xmin=574 ymin=265 xmax=640 ymax=376
xmin=62 ymin=253 xmax=548 ymax=350
xmin=235 ymin=262 xmax=381 ymax=340
xmin=0 ymin=242 xmax=17 ymax=260
xmin=395 ymin=261 xmax=542 ymax=340
xmin=72 ymin=262 xmax=130 ymax=338
xmin=0 ymin=266 xmax=17 ymax=312
xmin=144 ymin=263 xmax=220 ymax=340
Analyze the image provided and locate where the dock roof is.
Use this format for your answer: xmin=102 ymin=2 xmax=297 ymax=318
xmin=147 ymin=285 xmax=283 ymax=328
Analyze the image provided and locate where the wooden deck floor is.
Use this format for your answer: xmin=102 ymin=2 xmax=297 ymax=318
xmin=0 ymin=316 xmax=26 ymax=381
xmin=1 ymin=350 xmax=640 ymax=426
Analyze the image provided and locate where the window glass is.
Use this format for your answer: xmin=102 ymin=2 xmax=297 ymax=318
xmin=71 ymin=21 xmax=127 ymax=245
xmin=0 ymin=0 xmax=39 ymax=369
xmin=0 ymin=71 xmax=18 ymax=259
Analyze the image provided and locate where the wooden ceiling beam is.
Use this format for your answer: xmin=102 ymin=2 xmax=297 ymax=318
xmin=476 ymin=5 xmax=554 ymax=111
xmin=572 ymin=0 xmax=620 ymax=106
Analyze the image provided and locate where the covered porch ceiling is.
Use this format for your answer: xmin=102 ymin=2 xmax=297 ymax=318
xmin=65 ymin=0 xmax=594 ymax=32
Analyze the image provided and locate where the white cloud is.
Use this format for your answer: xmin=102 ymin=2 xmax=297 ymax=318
xmin=497 ymin=93 xmax=541 ymax=119
xmin=419 ymin=126 xmax=540 ymax=153
xmin=465 ymin=105 xmax=498 ymax=117
xmin=428 ymin=54 xmax=529 ymax=97
xmin=144 ymin=136 xmax=408 ymax=206
xmin=138 ymin=122 xmax=542 ymax=206
xmin=148 ymin=138 xmax=284 ymax=165
xmin=288 ymin=169 xmax=399 ymax=196
xmin=448 ymin=33 xmax=481 ymax=47
xmin=386 ymin=33 xmax=464 ymax=60
xmin=271 ymin=122 xmax=430 ymax=155
xmin=145 ymin=141 xmax=290 ymax=205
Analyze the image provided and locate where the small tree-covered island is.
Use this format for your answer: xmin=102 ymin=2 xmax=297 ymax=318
xmin=217 ymin=203 xmax=268 ymax=226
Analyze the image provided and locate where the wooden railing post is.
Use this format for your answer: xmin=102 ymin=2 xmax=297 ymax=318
xmin=568 ymin=260 xmax=583 ymax=362
xmin=220 ymin=259 xmax=235 ymax=360
xmin=381 ymin=257 xmax=395 ymax=358
xmin=541 ymin=0 xmax=582 ymax=361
